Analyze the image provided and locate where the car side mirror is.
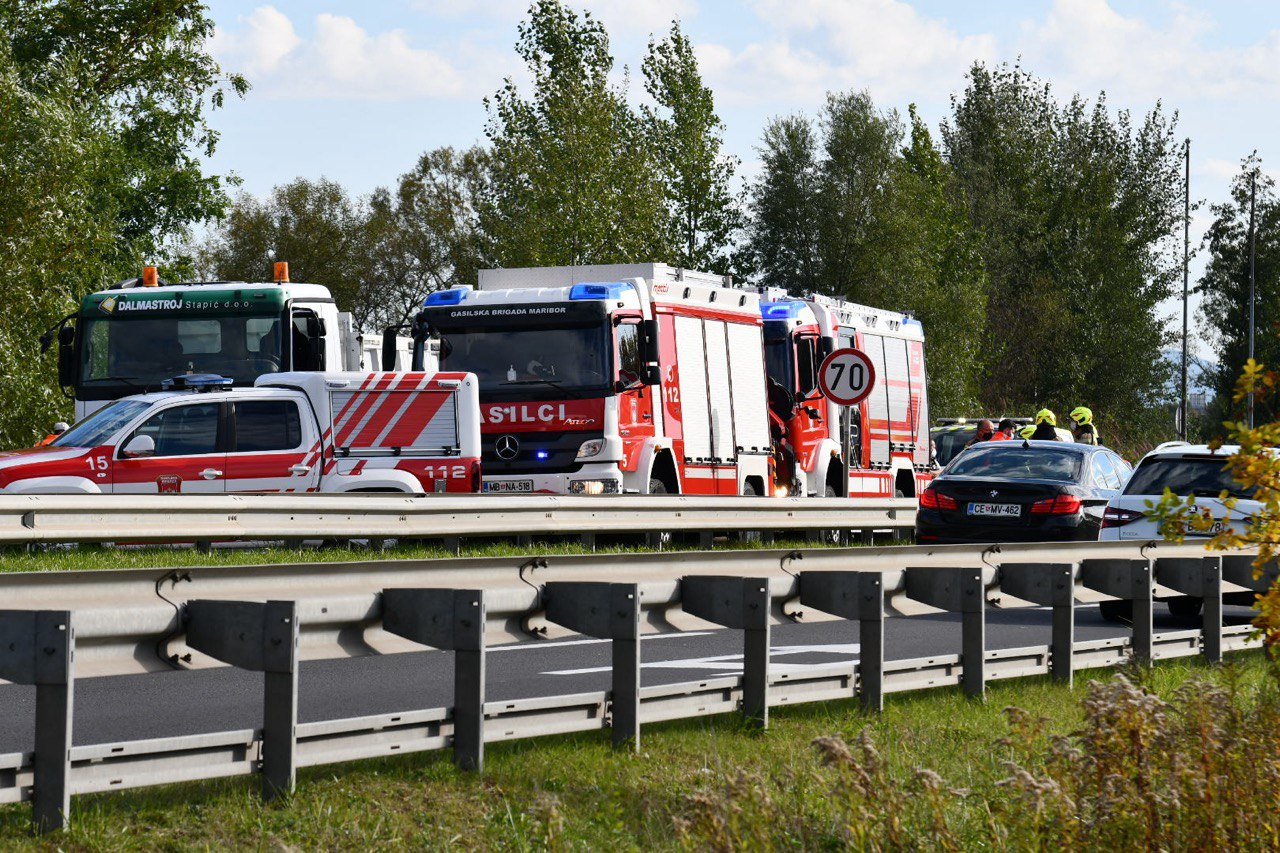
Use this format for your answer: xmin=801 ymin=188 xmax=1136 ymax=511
xmin=121 ymin=434 xmax=155 ymax=458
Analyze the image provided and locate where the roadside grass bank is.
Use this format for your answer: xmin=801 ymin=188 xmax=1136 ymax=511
xmin=0 ymin=535 xmax=905 ymax=574
xmin=0 ymin=653 xmax=1274 ymax=850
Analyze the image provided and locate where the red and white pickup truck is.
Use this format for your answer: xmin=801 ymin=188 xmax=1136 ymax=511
xmin=0 ymin=371 xmax=482 ymax=494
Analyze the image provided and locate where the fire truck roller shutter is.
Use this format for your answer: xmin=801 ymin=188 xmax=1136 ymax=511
xmin=725 ymin=323 xmax=770 ymax=453
xmin=328 ymin=388 xmax=459 ymax=453
xmin=862 ymin=334 xmax=891 ymax=467
xmin=674 ymin=316 xmax=712 ymax=462
xmin=704 ymin=320 xmax=734 ymax=461
xmin=885 ymin=338 xmax=912 ymax=448
xmin=910 ymin=340 xmax=931 ymax=468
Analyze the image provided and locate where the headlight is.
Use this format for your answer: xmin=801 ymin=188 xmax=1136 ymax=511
xmin=569 ymin=479 xmax=620 ymax=494
xmin=575 ymin=438 xmax=605 ymax=460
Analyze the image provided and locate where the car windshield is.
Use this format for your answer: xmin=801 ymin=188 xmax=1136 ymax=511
xmin=1123 ymin=456 xmax=1255 ymax=499
xmin=947 ymin=446 xmax=1083 ymax=482
xmin=437 ymin=324 xmax=611 ymax=397
xmin=933 ymin=427 xmax=976 ymax=466
xmin=50 ymin=399 xmax=151 ymax=448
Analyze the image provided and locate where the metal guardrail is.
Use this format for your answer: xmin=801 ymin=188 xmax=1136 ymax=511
xmin=0 ymin=493 xmax=914 ymax=545
xmin=0 ymin=539 xmax=1271 ymax=832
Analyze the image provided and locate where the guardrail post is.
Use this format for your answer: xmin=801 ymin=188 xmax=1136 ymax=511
xmin=0 ymin=610 xmax=74 ymax=833
xmin=904 ymin=567 xmax=986 ymax=699
xmin=1080 ymin=558 xmax=1153 ymax=664
xmin=381 ymin=589 xmax=486 ymax=771
xmin=1154 ymin=557 xmax=1223 ymax=663
xmin=797 ymin=571 xmax=885 ymax=710
xmin=185 ymin=600 xmax=299 ymax=800
xmin=997 ymin=563 xmax=1076 ymax=685
xmin=681 ymin=576 xmax=771 ymax=727
xmin=542 ymin=583 xmax=641 ymax=750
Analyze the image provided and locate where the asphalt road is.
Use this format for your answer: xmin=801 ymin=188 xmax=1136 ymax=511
xmin=0 ymin=603 xmax=1255 ymax=753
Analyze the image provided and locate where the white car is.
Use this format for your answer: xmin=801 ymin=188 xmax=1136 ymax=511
xmin=1098 ymin=442 xmax=1257 ymax=619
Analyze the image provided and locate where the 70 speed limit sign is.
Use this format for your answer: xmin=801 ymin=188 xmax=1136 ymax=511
xmin=817 ymin=348 xmax=876 ymax=406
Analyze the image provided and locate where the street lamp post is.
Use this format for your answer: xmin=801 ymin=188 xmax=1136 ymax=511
xmin=1248 ymin=170 xmax=1257 ymax=429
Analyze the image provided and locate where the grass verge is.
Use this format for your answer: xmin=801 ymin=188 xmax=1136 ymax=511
xmin=0 ymin=653 xmax=1275 ymax=850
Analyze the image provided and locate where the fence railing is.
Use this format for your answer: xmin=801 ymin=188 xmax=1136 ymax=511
xmin=0 ymin=538 xmax=1270 ymax=833
xmin=0 ymin=493 xmax=914 ymax=546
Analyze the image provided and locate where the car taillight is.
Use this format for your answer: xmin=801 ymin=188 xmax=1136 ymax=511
xmin=1030 ymin=495 xmax=1083 ymax=514
xmin=919 ymin=488 xmax=958 ymax=510
xmin=1101 ymin=506 xmax=1144 ymax=528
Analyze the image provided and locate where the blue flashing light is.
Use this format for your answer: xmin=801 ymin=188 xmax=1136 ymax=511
xmin=536 ymin=450 xmax=550 ymax=460
xmin=424 ymin=288 xmax=468 ymax=306
xmin=162 ymin=373 xmax=233 ymax=391
xmin=760 ymin=300 xmax=808 ymax=320
xmin=569 ymin=281 xmax=633 ymax=300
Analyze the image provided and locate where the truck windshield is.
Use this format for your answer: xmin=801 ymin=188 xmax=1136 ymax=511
xmin=78 ymin=314 xmax=283 ymax=394
xmin=51 ymin=399 xmax=151 ymax=448
xmin=437 ymin=324 xmax=612 ymax=398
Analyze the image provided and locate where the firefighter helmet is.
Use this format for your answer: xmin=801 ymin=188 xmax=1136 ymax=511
xmin=1035 ymin=408 xmax=1056 ymax=426
xmin=1019 ymin=425 xmax=1037 ymax=439
xmin=1070 ymin=406 xmax=1093 ymax=426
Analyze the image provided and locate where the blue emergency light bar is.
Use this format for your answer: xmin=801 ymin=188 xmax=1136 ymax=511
xmin=760 ymin=300 xmax=808 ymax=320
xmin=424 ymin=288 xmax=468 ymax=306
xmin=569 ymin=282 xmax=632 ymax=300
xmin=162 ymin=374 xmax=233 ymax=391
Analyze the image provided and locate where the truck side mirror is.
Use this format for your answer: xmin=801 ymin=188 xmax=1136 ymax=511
xmin=381 ymin=327 xmax=401 ymax=371
xmin=644 ymin=364 xmax=661 ymax=386
xmin=121 ymin=434 xmax=155 ymax=458
xmin=639 ymin=319 xmax=660 ymax=385
xmin=56 ymin=326 xmax=76 ymax=388
xmin=819 ymin=335 xmax=835 ymax=359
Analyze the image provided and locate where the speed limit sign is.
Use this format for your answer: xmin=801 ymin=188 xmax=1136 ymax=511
xmin=818 ymin=348 xmax=876 ymax=406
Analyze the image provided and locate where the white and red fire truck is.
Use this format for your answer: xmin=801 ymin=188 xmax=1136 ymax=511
xmin=759 ymin=290 xmax=933 ymax=498
xmin=412 ymin=264 xmax=772 ymax=496
xmin=0 ymin=371 xmax=481 ymax=494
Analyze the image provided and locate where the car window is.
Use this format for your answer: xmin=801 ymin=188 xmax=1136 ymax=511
xmin=932 ymin=427 xmax=975 ymax=466
xmin=131 ymin=403 xmax=220 ymax=457
xmin=234 ymin=400 xmax=302 ymax=452
xmin=1108 ymin=452 xmax=1132 ymax=483
xmin=946 ymin=447 xmax=1082 ymax=482
xmin=1122 ymin=456 xmax=1253 ymax=499
xmin=1091 ymin=453 xmax=1120 ymax=490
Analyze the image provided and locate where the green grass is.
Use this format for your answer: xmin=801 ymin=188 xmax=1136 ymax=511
xmin=0 ymin=653 xmax=1274 ymax=850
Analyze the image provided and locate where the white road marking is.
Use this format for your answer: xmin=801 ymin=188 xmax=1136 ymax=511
xmin=544 ymin=643 xmax=861 ymax=676
xmin=492 ymin=632 xmax=712 ymax=652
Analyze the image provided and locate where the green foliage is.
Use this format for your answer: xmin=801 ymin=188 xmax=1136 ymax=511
xmin=642 ymin=21 xmax=740 ymax=275
xmin=481 ymin=0 xmax=669 ymax=267
xmin=747 ymin=115 xmax=822 ymax=293
xmin=944 ymin=62 xmax=1184 ymax=433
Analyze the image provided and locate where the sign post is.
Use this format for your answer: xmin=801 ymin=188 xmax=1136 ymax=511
xmin=818 ymin=348 xmax=876 ymax=406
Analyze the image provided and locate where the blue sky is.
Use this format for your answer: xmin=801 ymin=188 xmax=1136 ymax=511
xmin=203 ymin=0 xmax=1280 ymax=351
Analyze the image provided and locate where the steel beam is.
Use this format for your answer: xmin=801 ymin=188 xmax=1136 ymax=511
xmin=681 ymin=576 xmax=771 ymax=726
xmin=798 ymin=570 xmax=885 ymax=710
xmin=185 ymin=600 xmax=299 ymax=800
xmin=381 ymin=588 xmax=486 ymax=771
xmin=0 ymin=610 xmax=74 ymax=833
xmin=904 ymin=567 xmax=986 ymax=698
xmin=1080 ymin=558 xmax=1153 ymax=663
xmin=1155 ymin=557 xmax=1223 ymax=662
xmin=542 ymin=582 xmax=641 ymax=750
xmin=997 ymin=562 xmax=1076 ymax=684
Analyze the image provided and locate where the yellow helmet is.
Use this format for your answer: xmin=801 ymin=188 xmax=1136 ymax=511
xmin=1035 ymin=408 xmax=1056 ymax=426
xmin=1019 ymin=425 xmax=1037 ymax=439
xmin=1070 ymin=406 xmax=1093 ymax=425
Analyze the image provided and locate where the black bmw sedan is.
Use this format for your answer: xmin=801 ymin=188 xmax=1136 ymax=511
xmin=916 ymin=440 xmax=1131 ymax=544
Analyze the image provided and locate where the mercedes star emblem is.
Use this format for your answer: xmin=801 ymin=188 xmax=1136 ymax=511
xmin=495 ymin=434 xmax=520 ymax=460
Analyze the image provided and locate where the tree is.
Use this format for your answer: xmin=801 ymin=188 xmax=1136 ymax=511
xmin=1197 ymin=156 xmax=1280 ymax=429
xmin=747 ymin=115 xmax=822 ymax=293
xmin=642 ymin=21 xmax=739 ymax=274
xmin=481 ymin=0 xmax=668 ymax=266
xmin=943 ymin=63 xmax=1184 ymax=437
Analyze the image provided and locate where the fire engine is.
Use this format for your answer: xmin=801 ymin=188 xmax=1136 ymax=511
xmin=40 ymin=263 xmax=417 ymax=422
xmin=0 ymin=371 xmax=481 ymax=494
xmin=410 ymin=264 xmax=772 ymax=496
xmin=759 ymin=290 xmax=933 ymax=498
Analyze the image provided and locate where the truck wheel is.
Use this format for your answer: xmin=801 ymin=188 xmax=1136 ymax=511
xmin=646 ymin=479 xmax=672 ymax=549
xmin=739 ymin=481 xmax=762 ymax=543
xmin=1099 ymin=600 xmax=1132 ymax=624
xmin=811 ymin=485 xmax=842 ymax=545
xmin=648 ymin=479 xmax=667 ymax=495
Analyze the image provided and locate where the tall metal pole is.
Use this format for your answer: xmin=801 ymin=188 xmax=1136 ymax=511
xmin=1248 ymin=170 xmax=1257 ymax=429
xmin=1180 ymin=139 xmax=1190 ymax=440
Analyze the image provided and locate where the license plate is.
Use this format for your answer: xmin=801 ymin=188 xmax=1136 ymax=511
xmin=968 ymin=502 xmax=1021 ymax=518
xmin=484 ymin=480 xmax=533 ymax=493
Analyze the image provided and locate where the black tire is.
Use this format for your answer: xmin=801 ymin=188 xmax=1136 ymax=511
xmin=743 ymin=481 xmax=762 ymax=497
xmin=648 ymin=478 xmax=667 ymax=495
xmin=815 ymin=486 xmax=842 ymax=545
xmin=1099 ymin=600 xmax=1133 ymax=624
xmin=1167 ymin=596 xmax=1204 ymax=618
xmin=646 ymin=479 xmax=672 ymax=548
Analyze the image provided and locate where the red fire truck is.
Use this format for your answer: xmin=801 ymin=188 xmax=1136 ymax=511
xmin=413 ymin=264 xmax=772 ymax=496
xmin=759 ymin=290 xmax=933 ymax=498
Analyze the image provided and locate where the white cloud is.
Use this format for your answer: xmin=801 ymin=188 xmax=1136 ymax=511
xmin=697 ymin=0 xmax=996 ymax=107
xmin=416 ymin=0 xmax=695 ymax=34
xmin=1019 ymin=0 xmax=1280 ymax=102
xmin=213 ymin=6 xmax=468 ymax=101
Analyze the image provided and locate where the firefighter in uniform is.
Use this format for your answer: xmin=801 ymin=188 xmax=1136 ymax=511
xmin=1070 ymin=406 xmax=1099 ymax=445
xmin=1030 ymin=409 xmax=1060 ymax=441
